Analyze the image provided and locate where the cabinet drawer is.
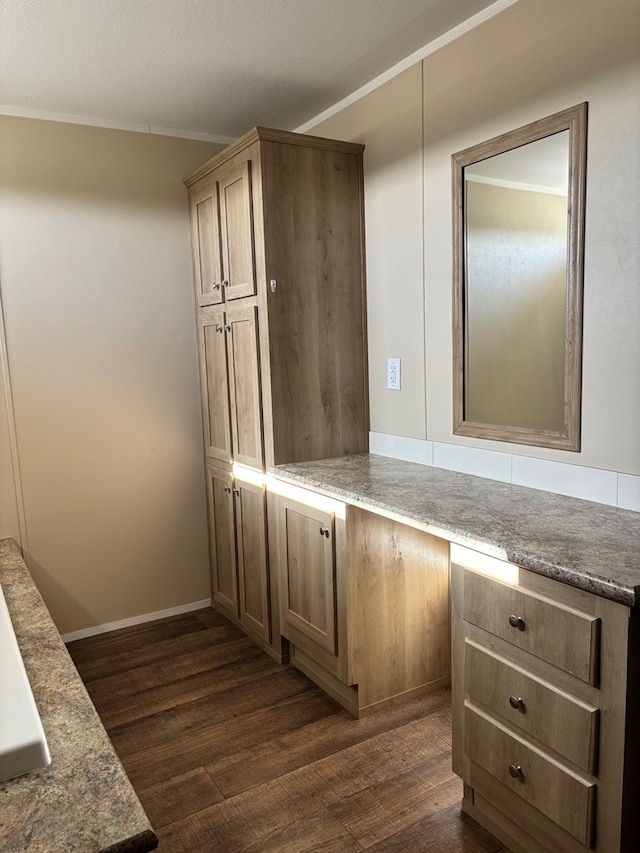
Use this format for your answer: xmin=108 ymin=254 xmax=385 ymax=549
xmin=463 ymin=569 xmax=600 ymax=684
xmin=465 ymin=702 xmax=595 ymax=846
xmin=464 ymin=640 xmax=598 ymax=773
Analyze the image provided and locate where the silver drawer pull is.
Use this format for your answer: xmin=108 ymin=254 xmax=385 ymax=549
xmin=509 ymin=695 xmax=525 ymax=711
xmin=508 ymin=614 xmax=525 ymax=631
xmin=319 ymin=526 xmax=330 ymax=538
xmin=508 ymin=763 xmax=523 ymax=779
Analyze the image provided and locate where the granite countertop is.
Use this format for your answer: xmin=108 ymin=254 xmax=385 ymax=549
xmin=0 ymin=538 xmax=157 ymax=853
xmin=269 ymin=454 xmax=640 ymax=607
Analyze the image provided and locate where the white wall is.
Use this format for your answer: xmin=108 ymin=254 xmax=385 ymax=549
xmin=309 ymin=0 xmax=640 ymax=491
xmin=0 ymin=116 xmax=223 ymax=634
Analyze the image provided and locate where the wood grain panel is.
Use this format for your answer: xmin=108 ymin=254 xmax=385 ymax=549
xmin=464 ymin=640 xmax=599 ymax=773
xmin=184 ymin=126 xmax=364 ymax=186
xmin=463 ymin=568 xmax=600 ymax=684
xmin=261 ymin=139 xmax=368 ymax=465
xmin=464 ymin=702 xmax=595 ymax=845
xmin=225 ymin=303 xmax=264 ymax=470
xmin=235 ymin=478 xmax=270 ymax=643
xmin=346 ymin=507 xmax=450 ymax=711
xmin=206 ymin=463 xmax=238 ymax=617
xmin=189 ymin=175 xmax=223 ymax=307
xmin=280 ymin=502 xmax=337 ymax=655
xmin=219 ymin=159 xmax=256 ymax=300
xmin=199 ymin=310 xmax=232 ymax=462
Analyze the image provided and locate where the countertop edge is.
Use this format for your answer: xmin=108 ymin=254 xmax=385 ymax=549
xmin=0 ymin=537 xmax=158 ymax=853
xmin=267 ymin=458 xmax=640 ymax=608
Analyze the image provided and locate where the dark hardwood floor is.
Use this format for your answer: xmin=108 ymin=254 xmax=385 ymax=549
xmin=68 ymin=608 xmax=508 ymax=852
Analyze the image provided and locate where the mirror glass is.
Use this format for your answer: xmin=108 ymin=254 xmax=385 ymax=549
xmin=452 ymin=104 xmax=587 ymax=450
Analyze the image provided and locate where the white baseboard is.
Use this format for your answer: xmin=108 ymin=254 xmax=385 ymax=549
xmin=61 ymin=598 xmax=212 ymax=644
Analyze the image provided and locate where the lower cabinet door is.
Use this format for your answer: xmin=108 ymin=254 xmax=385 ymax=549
xmin=235 ymin=477 xmax=270 ymax=643
xmin=279 ymin=497 xmax=338 ymax=657
xmin=207 ymin=463 xmax=238 ymax=617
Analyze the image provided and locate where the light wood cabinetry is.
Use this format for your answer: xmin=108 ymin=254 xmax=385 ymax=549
xmin=451 ymin=544 xmax=640 ymax=853
xmin=206 ymin=461 xmax=270 ymax=644
xmin=186 ymin=128 xmax=368 ymax=660
xmin=199 ymin=306 xmax=264 ymax=468
xmin=270 ymin=482 xmax=450 ymax=716
xmin=198 ymin=304 xmax=264 ymax=470
xmin=205 ymin=462 xmax=238 ymax=615
xmin=189 ymin=160 xmax=256 ymax=307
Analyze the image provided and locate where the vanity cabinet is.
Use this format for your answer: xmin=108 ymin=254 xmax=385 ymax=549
xmin=451 ymin=544 xmax=640 ymax=853
xmin=186 ymin=127 xmax=369 ymax=660
xmin=269 ymin=481 xmax=450 ymax=716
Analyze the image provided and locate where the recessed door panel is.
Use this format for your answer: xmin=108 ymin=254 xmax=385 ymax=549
xmin=207 ymin=465 xmax=238 ymax=616
xmin=219 ymin=160 xmax=256 ymax=300
xmin=281 ymin=501 xmax=337 ymax=655
xmin=235 ymin=479 xmax=270 ymax=642
xmin=191 ymin=178 xmax=223 ymax=306
xmin=226 ymin=305 xmax=264 ymax=470
xmin=200 ymin=311 xmax=232 ymax=463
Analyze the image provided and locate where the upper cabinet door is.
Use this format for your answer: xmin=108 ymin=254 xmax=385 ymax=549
xmin=219 ymin=160 xmax=257 ymax=300
xmin=190 ymin=177 xmax=223 ymax=307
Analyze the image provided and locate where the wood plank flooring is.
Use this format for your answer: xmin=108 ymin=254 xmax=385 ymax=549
xmin=68 ymin=608 xmax=509 ymax=852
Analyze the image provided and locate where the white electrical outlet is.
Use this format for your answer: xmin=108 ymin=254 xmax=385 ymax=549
xmin=387 ymin=357 xmax=401 ymax=390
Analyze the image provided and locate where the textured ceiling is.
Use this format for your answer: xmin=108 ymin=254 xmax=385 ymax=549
xmin=0 ymin=0 xmax=501 ymax=139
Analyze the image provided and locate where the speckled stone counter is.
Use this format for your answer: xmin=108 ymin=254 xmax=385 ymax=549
xmin=0 ymin=538 xmax=157 ymax=853
xmin=270 ymin=454 xmax=640 ymax=607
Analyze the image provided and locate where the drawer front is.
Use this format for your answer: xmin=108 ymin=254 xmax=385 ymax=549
xmin=464 ymin=640 xmax=599 ymax=773
xmin=463 ymin=569 xmax=600 ymax=684
xmin=465 ymin=702 xmax=595 ymax=846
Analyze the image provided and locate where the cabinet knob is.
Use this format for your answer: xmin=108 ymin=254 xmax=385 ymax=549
xmin=319 ymin=526 xmax=330 ymax=538
xmin=508 ymin=764 xmax=523 ymax=779
xmin=223 ymin=485 xmax=231 ymax=493
xmin=508 ymin=614 xmax=525 ymax=631
xmin=212 ymin=282 xmax=221 ymax=290
xmin=222 ymin=280 xmax=230 ymax=288
xmin=215 ymin=324 xmax=224 ymax=333
xmin=509 ymin=695 xmax=525 ymax=711
xmin=225 ymin=324 xmax=231 ymax=332
xmin=233 ymin=488 xmax=240 ymax=496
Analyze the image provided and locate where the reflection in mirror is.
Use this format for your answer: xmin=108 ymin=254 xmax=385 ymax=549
xmin=452 ymin=104 xmax=587 ymax=450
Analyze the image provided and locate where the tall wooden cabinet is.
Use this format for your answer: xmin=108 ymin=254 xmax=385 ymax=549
xmin=185 ymin=127 xmax=369 ymax=659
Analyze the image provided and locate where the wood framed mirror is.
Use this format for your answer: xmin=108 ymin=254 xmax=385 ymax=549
xmin=452 ymin=103 xmax=587 ymax=450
